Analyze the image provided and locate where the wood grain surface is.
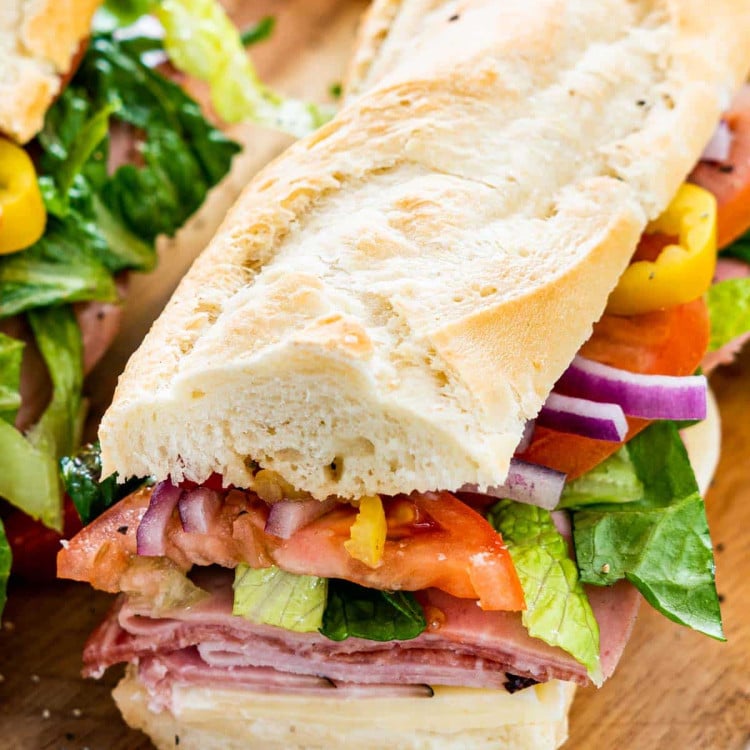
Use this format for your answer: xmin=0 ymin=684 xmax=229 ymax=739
xmin=1 ymin=3 xmax=749 ymax=749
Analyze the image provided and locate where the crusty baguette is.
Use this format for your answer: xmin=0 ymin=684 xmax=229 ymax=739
xmin=0 ymin=0 xmax=101 ymax=143
xmin=113 ymin=667 xmax=576 ymax=750
xmin=100 ymin=0 xmax=750 ymax=499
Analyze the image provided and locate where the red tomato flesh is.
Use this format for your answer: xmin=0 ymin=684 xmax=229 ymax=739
xmin=59 ymin=489 xmax=525 ymax=612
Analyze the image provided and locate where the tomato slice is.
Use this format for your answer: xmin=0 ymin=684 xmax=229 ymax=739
xmin=274 ymin=492 xmax=524 ymax=612
xmin=4 ymin=498 xmax=82 ymax=582
xmin=690 ymin=84 xmax=750 ymax=249
xmin=518 ymin=298 xmax=710 ymax=478
xmin=59 ymin=489 xmax=525 ymax=612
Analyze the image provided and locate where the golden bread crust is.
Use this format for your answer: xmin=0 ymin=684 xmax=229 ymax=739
xmin=100 ymin=0 xmax=750 ymax=498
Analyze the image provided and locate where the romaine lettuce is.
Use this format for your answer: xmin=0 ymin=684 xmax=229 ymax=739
xmin=0 ymin=27 xmax=239 ymax=532
xmin=570 ymin=422 xmax=724 ymax=640
xmin=0 ymin=215 xmax=119 ymax=319
xmin=233 ymin=565 xmax=328 ymax=633
xmin=706 ymin=277 xmax=750 ymax=352
xmin=0 ymin=307 xmax=84 ymax=531
xmin=558 ymin=447 xmax=643 ymax=508
xmin=487 ymin=500 xmax=602 ymax=683
xmin=0 ymin=334 xmax=24 ymax=425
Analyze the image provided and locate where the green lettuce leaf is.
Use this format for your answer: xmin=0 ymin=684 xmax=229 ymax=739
xmin=320 ymin=580 xmax=426 ymax=642
xmin=558 ymin=447 xmax=643 ymax=509
xmin=38 ymin=92 xmax=117 ymax=217
xmin=233 ymin=565 xmax=328 ymax=633
xmin=487 ymin=500 xmax=602 ymax=683
xmin=0 ymin=334 xmax=24 ymax=425
xmin=0 ymin=214 xmax=119 ymax=318
xmin=26 ymin=307 xmax=85 ymax=461
xmin=571 ymin=422 xmax=724 ymax=640
xmin=0 ymin=307 xmax=83 ymax=531
xmin=64 ymin=34 xmax=241 ymax=244
xmin=154 ymin=0 xmax=333 ymax=136
xmin=0 ymin=30 xmax=239 ymax=318
xmin=61 ymin=442 xmax=147 ymax=524
xmin=0 ymin=519 xmax=10 ymax=621
xmin=706 ymin=277 xmax=750 ymax=351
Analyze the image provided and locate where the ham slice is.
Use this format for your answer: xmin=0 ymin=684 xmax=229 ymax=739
xmin=83 ymin=567 xmax=639 ymax=709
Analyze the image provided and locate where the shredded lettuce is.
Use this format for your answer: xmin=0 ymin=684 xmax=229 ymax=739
xmin=706 ymin=277 xmax=750 ymax=352
xmin=61 ymin=442 xmax=147 ymax=524
xmin=154 ymin=0 xmax=333 ymax=136
xmin=558 ymin=447 xmax=643 ymax=509
xmin=570 ymin=422 xmax=724 ymax=640
xmin=0 ymin=334 xmax=24 ymax=425
xmin=233 ymin=565 xmax=328 ymax=633
xmin=320 ymin=580 xmax=426 ymax=642
xmin=0 ymin=520 xmax=10 ymax=621
xmin=487 ymin=500 xmax=602 ymax=683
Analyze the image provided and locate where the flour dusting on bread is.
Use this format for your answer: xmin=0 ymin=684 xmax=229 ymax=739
xmin=100 ymin=0 xmax=750 ymax=499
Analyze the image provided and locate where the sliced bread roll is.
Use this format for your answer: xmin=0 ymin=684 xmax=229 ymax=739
xmin=100 ymin=0 xmax=750 ymax=499
xmin=0 ymin=0 xmax=101 ymax=143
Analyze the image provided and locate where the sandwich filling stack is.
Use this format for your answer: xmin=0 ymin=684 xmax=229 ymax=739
xmin=57 ymin=1 xmax=750 ymax=748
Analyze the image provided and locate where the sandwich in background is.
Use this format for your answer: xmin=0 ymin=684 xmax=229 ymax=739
xmin=0 ymin=0 xmax=340 ymax=600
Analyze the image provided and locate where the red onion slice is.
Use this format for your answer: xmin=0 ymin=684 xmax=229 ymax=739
xmin=136 ymin=481 xmax=182 ymax=556
xmin=178 ymin=487 xmax=223 ymax=534
xmin=700 ymin=120 xmax=732 ymax=163
xmin=458 ymin=458 xmax=566 ymax=511
xmin=538 ymin=392 xmax=628 ymax=442
xmin=265 ymin=498 xmax=338 ymax=539
xmin=557 ymin=355 xmax=707 ymax=420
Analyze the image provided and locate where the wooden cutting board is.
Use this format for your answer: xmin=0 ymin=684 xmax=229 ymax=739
xmin=1 ymin=3 xmax=748 ymax=748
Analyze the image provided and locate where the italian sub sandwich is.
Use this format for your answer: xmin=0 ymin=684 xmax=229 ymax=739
xmin=0 ymin=0 xmax=334 ymax=595
xmin=57 ymin=1 xmax=750 ymax=748
xmin=0 ymin=0 xmax=243 ymax=590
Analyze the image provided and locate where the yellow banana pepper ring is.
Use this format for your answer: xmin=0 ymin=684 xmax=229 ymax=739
xmin=345 ymin=495 xmax=387 ymax=569
xmin=606 ymin=183 xmax=717 ymax=316
xmin=0 ymin=137 xmax=47 ymax=255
